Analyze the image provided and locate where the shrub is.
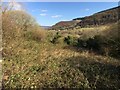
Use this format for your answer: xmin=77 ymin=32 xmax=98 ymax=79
xmin=2 ymin=10 xmax=43 ymax=43
xmin=76 ymin=34 xmax=120 ymax=58
xmin=51 ymin=32 xmax=61 ymax=44
xmin=76 ymin=38 xmax=87 ymax=48
xmin=2 ymin=11 xmax=37 ymax=32
xmin=24 ymin=29 xmax=46 ymax=42
xmin=102 ymin=22 xmax=120 ymax=58
xmin=76 ymin=35 xmax=107 ymax=54
xmin=86 ymin=35 xmax=102 ymax=52
xmin=107 ymin=37 xmax=120 ymax=58
xmin=64 ymin=36 xmax=77 ymax=45
xmin=64 ymin=36 xmax=71 ymax=45
xmin=2 ymin=10 xmax=46 ymax=43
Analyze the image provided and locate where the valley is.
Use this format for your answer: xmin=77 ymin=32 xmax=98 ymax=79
xmin=1 ymin=2 xmax=120 ymax=89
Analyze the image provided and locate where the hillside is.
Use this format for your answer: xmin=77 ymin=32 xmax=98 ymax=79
xmin=49 ymin=20 xmax=80 ymax=30
xmin=75 ymin=6 xmax=119 ymax=28
xmin=50 ymin=6 xmax=119 ymax=30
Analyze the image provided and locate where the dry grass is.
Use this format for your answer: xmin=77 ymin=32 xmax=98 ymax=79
xmin=2 ymin=35 xmax=120 ymax=88
xmin=24 ymin=29 xmax=46 ymax=42
xmin=2 ymin=11 xmax=120 ymax=88
xmin=59 ymin=25 xmax=110 ymax=39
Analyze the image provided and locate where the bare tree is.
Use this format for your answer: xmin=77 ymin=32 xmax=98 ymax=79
xmin=2 ymin=1 xmax=13 ymax=14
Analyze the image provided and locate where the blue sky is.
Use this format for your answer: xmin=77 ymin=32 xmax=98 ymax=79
xmin=23 ymin=2 xmax=118 ymax=26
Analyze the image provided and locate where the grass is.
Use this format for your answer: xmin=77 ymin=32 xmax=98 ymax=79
xmin=2 ymin=16 xmax=120 ymax=89
xmin=59 ymin=25 xmax=109 ymax=38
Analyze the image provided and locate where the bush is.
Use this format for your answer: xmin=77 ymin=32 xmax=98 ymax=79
xmin=24 ymin=29 xmax=46 ymax=42
xmin=2 ymin=11 xmax=36 ymax=32
xmin=76 ymin=34 xmax=120 ymax=58
xmin=64 ymin=36 xmax=71 ymax=45
xmin=76 ymin=35 xmax=107 ymax=54
xmin=101 ymin=22 xmax=120 ymax=58
xmin=64 ymin=36 xmax=77 ymax=45
xmin=76 ymin=38 xmax=87 ymax=48
xmin=86 ymin=35 xmax=103 ymax=52
xmin=2 ymin=10 xmax=43 ymax=43
xmin=107 ymin=37 xmax=120 ymax=58
xmin=51 ymin=32 xmax=61 ymax=44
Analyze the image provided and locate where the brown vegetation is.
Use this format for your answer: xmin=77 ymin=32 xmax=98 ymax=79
xmin=2 ymin=3 xmax=120 ymax=89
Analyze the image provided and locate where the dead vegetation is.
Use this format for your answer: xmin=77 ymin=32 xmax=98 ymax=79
xmin=2 ymin=3 xmax=120 ymax=89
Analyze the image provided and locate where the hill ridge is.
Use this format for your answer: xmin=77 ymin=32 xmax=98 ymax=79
xmin=50 ymin=6 xmax=119 ymax=30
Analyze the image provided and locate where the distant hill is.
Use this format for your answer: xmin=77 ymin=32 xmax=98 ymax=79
xmin=42 ymin=26 xmax=51 ymax=29
xmin=74 ymin=6 xmax=120 ymax=28
xmin=49 ymin=20 xmax=80 ymax=30
xmin=50 ymin=6 xmax=119 ymax=30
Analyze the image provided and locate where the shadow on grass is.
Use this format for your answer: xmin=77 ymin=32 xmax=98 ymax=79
xmin=63 ymin=46 xmax=83 ymax=52
xmin=64 ymin=56 xmax=120 ymax=89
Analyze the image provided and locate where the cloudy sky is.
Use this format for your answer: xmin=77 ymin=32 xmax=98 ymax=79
xmin=12 ymin=2 xmax=118 ymax=26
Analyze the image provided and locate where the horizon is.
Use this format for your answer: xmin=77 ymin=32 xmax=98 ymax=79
xmin=22 ymin=2 xmax=118 ymax=26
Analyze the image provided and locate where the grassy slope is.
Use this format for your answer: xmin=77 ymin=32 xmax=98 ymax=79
xmin=2 ymin=24 xmax=120 ymax=88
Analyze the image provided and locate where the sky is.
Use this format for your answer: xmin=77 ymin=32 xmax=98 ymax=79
xmin=22 ymin=2 xmax=118 ymax=26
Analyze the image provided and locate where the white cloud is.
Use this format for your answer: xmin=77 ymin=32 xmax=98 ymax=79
xmin=32 ymin=9 xmax=48 ymax=12
xmin=41 ymin=9 xmax=48 ymax=12
xmin=51 ymin=15 xmax=62 ymax=18
xmin=85 ymin=8 xmax=90 ymax=11
xmin=40 ymin=13 xmax=47 ymax=16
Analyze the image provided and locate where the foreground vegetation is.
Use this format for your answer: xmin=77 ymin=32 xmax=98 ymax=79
xmin=2 ymin=9 xmax=120 ymax=89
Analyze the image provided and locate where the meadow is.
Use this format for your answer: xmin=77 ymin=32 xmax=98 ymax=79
xmin=2 ymin=10 xmax=120 ymax=89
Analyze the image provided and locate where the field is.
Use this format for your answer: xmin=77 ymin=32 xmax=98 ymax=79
xmin=1 ymin=2 xmax=120 ymax=88
xmin=2 ymin=15 xmax=120 ymax=88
